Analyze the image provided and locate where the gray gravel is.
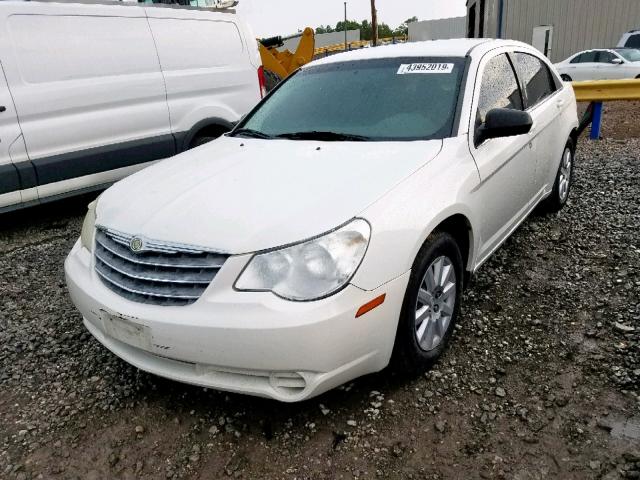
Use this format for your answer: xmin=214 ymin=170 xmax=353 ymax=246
xmin=0 ymin=137 xmax=639 ymax=479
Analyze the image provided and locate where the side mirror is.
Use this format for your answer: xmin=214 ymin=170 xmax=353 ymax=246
xmin=475 ymin=108 xmax=533 ymax=146
xmin=611 ymin=57 xmax=624 ymax=65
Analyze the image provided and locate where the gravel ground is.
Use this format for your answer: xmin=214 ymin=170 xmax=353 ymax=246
xmin=1 ymin=135 xmax=639 ymax=480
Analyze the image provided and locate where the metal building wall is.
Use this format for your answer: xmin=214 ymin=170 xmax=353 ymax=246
xmin=503 ymin=0 xmax=640 ymax=62
xmin=408 ymin=17 xmax=467 ymax=42
xmin=467 ymin=0 xmax=640 ymax=63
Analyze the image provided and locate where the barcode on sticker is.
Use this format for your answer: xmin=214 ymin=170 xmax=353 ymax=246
xmin=397 ymin=63 xmax=454 ymax=74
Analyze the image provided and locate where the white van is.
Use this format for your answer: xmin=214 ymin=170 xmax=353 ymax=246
xmin=0 ymin=0 xmax=263 ymax=213
xmin=618 ymin=29 xmax=640 ymax=48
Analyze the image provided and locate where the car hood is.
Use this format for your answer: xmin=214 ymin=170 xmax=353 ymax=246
xmin=97 ymin=136 xmax=442 ymax=254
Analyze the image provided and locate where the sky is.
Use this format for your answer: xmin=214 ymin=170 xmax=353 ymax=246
xmin=237 ymin=0 xmax=467 ymax=38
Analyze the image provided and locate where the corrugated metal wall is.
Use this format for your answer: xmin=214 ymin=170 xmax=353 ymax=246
xmin=504 ymin=0 xmax=640 ymax=62
xmin=408 ymin=17 xmax=467 ymax=42
xmin=467 ymin=0 xmax=640 ymax=62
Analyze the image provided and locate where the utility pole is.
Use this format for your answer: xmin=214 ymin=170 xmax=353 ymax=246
xmin=370 ymin=0 xmax=378 ymax=47
xmin=344 ymin=2 xmax=348 ymax=51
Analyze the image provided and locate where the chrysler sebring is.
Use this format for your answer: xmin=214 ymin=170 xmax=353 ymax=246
xmin=65 ymin=39 xmax=579 ymax=402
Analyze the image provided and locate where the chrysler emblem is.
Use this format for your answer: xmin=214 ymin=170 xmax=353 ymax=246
xmin=130 ymin=237 xmax=144 ymax=252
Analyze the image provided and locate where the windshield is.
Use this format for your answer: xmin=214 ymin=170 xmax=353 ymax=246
xmin=614 ymin=49 xmax=640 ymax=62
xmin=234 ymin=57 xmax=466 ymax=141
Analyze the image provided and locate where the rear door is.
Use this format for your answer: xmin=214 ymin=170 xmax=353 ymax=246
xmin=3 ymin=3 xmax=173 ymax=200
xmin=0 ymin=61 xmax=31 ymax=211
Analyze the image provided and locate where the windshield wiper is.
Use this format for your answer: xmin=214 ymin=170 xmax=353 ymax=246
xmin=231 ymin=128 xmax=274 ymax=139
xmin=275 ymin=131 xmax=371 ymax=141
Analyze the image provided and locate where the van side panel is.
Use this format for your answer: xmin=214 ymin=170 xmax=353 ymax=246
xmin=147 ymin=10 xmax=261 ymax=145
xmin=0 ymin=59 xmax=25 ymax=210
xmin=4 ymin=6 xmax=173 ymax=199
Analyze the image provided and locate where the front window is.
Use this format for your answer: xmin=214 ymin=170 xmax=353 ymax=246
xmin=615 ymin=48 xmax=640 ymax=62
xmin=233 ymin=57 xmax=466 ymax=142
xmin=597 ymin=51 xmax=617 ymax=63
xmin=476 ymin=53 xmax=523 ymax=125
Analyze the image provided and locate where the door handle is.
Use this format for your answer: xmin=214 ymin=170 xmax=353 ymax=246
xmin=0 ymin=106 xmax=6 ymax=113
xmin=556 ymin=99 xmax=565 ymax=109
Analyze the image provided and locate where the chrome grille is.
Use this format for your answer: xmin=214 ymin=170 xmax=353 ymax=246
xmin=94 ymin=228 xmax=228 ymax=306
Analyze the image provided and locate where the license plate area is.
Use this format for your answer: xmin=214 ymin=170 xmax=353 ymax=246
xmin=101 ymin=312 xmax=152 ymax=351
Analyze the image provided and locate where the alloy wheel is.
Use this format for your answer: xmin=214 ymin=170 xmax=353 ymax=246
xmin=558 ymin=148 xmax=572 ymax=203
xmin=414 ymin=256 xmax=457 ymax=351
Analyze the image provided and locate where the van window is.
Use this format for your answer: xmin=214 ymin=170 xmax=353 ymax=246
xmin=149 ymin=19 xmax=244 ymax=71
xmin=625 ymin=34 xmax=640 ymax=48
xmin=8 ymin=15 xmax=160 ymax=83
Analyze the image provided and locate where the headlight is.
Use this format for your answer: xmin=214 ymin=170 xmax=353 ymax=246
xmin=80 ymin=199 xmax=98 ymax=251
xmin=235 ymin=218 xmax=371 ymax=301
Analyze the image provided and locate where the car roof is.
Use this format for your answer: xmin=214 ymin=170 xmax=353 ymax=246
xmin=307 ymin=38 xmax=534 ymax=68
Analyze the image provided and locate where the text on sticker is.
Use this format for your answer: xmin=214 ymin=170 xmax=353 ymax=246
xmin=397 ymin=63 xmax=454 ymax=74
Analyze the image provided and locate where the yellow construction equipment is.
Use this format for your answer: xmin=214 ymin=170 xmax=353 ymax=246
xmin=259 ymin=27 xmax=315 ymax=90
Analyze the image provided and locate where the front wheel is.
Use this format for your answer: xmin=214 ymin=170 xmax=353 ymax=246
xmin=542 ymin=140 xmax=574 ymax=213
xmin=391 ymin=232 xmax=464 ymax=372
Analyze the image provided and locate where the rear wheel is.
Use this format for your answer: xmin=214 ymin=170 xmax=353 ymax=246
xmin=391 ymin=232 xmax=464 ymax=372
xmin=542 ymin=140 xmax=574 ymax=213
xmin=560 ymin=74 xmax=572 ymax=82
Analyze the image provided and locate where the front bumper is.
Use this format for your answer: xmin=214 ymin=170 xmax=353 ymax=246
xmin=65 ymin=240 xmax=410 ymax=402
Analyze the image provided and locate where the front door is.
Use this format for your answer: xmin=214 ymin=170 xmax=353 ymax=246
xmin=468 ymin=51 xmax=537 ymax=263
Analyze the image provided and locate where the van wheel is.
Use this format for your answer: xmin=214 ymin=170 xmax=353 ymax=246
xmin=190 ymin=135 xmax=216 ymax=148
xmin=542 ymin=139 xmax=574 ymax=213
xmin=391 ymin=231 xmax=463 ymax=372
xmin=561 ymin=74 xmax=572 ymax=82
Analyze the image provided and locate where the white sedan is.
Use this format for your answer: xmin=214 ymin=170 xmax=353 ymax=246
xmin=555 ymin=48 xmax=640 ymax=81
xmin=65 ymin=39 xmax=579 ymax=402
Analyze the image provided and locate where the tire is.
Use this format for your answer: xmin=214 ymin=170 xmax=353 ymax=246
xmin=560 ymin=74 xmax=572 ymax=82
xmin=542 ymin=139 xmax=575 ymax=213
xmin=391 ymin=231 xmax=464 ymax=372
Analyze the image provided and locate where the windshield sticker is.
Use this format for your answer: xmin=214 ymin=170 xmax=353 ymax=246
xmin=397 ymin=63 xmax=454 ymax=74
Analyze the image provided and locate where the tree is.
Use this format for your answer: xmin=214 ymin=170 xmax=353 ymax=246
xmin=395 ymin=16 xmax=418 ymax=36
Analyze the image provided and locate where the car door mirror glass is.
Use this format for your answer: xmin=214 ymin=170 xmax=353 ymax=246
xmin=476 ymin=108 xmax=533 ymax=145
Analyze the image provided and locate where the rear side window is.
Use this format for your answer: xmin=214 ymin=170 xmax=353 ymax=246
xmin=8 ymin=15 xmax=159 ymax=83
xmin=625 ymin=34 xmax=640 ymax=48
xmin=149 ymin=19 xmax=244 ymax=71
xmin=572 ymin=51 xmax=597 ymax=63
xmin=477 ymin=54 xmax=523 ymax=124
xmin=512 ymin=52 xmax=556 ymax=108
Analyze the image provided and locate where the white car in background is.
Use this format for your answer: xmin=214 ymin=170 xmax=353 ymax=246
xmin=66 ymin=39 xmax=579 ymax=402
xmin=555 ymin=48 xmax=640 ymax=81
